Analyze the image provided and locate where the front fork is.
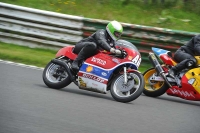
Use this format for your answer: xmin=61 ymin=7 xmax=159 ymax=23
xmin=148 ymin=52 xmax=172 ymax=88
xmin=124 ymin=67 xmax=128 ymax=84
xmin=123 ymin=66 xmax=138 ymax=85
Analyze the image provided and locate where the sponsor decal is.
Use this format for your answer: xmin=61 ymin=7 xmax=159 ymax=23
xmin=78 ymin=77 xmax=86 ymax=87
xmin=79 ymin=72 xmax=108 ymax=84
xmin=91 ymin=57 xmax=106 ymax=65
xmin=101 ymin=72 xmax=107 ymax=76
xmin=128 ymin=56 xmax=133 ymax=60
xmin=112 ymin=58 xmax=120 ymax=64
xmin=83 ymin=73 xmax=105 ymax=83
xmin=132 ymin=55 xmax=141 ymax=67
xmin=170 ymin=88 xmax=195 ymax=98
xmin=92 ymin=83 xmax=98 ymax=87
xmin=86 ymin=65 xmax=93 ymax=73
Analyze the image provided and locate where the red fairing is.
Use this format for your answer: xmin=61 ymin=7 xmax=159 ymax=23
xmin=181 ymin=75 xmax=196 ymax=91
xmin=85 ymin=47 xmax=141 ymax=69
xmin=166 ymin=75 xmax=200 ymax=100
xmin=56 ymin=46 xmax=77 ymax=60
xmin=166 ymin=86 xmax=200 ymax=101
xmin=159 ymin=54 xmax=174 ymax=66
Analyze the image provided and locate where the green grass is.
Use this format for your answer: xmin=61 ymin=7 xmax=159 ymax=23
xmin=0 ymin=42 xmax=149 ymax=72
xmin=2 ymin=0 xmax=200 ymax=32
xmin=0 ymin=42 xmax=57 ymax=67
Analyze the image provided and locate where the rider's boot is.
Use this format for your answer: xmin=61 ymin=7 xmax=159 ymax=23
xmin=168 ymin=66 xmax=177 ymax=78
xmin=168 ymin=59 xmax=196 ymax=78
xmin=71 ymin=43 xmax=97 ymax=73
xmin=71 ymin=49 xmax=86 ymax=72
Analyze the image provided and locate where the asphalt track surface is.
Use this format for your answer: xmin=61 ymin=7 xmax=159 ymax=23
xmin=0 ymin=61 xmax=200 ymax=133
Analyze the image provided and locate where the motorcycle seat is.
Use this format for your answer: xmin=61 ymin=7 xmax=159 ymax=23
xmin=72 ymin=47 xmax=78 ymax=55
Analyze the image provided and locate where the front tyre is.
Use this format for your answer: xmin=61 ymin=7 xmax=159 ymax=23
xmin=43 ymin=60 xmax=71 ymax=89
xmin=143 ymin=68 xmax=168 ymax=97
xmin=110 ymin=72 xmax=144 ymax=103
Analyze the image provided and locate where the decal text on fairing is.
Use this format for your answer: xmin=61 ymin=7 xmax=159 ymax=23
xmin=91 ymin=57 xmax=106 ymax=65
xmin=132 ymin=55 xmax=141 ymax=67
xmin=170 ymin=88 xmax=195 ymax=98
xmin=83 ymin=73 xmax=105 ymax=83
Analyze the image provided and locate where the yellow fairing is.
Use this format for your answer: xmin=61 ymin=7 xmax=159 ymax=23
xmin=171 ymin=60 xmax=177 ymax=66
xmin=184 ymin=67 xmax=200 ymax=94
xmin=195 ymin=56 xmax=200 ymax=66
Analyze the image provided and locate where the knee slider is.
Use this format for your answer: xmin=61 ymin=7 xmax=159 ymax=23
xmin=186 ymin=60 xmax=195 ymax=68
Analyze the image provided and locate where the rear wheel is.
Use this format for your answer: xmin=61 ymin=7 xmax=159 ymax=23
xmin=143 ymin=68 xmax=168 ymax=97
xmin=43 ymin=60 xmax=71 ymax=89
xmin=110 ymin=72 xmax=144 ymax=103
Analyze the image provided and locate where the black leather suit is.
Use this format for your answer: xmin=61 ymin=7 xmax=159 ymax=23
xmin=173 ymin=34 xmax=200 ymax=71
xmin=73 ymin=29 xmax=115 ymax=54
xmin=72 ymin=29 xmax=115 ymax=68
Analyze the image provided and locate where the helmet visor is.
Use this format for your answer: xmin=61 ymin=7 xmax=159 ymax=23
xmin=114 ymin=31 xmax=122 ymax=38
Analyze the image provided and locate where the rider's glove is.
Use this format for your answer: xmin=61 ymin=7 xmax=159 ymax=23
xmin=110 ymin=48 xmax=122 ymax=55
xmin=121 ymin=50 xmax=127 ymax=57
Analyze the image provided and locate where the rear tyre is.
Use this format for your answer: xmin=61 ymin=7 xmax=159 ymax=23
xmin=143 ymin=68 xmax=168 ymax=97
xmin=43 ymin=60 xmax=71 ymax=89
xmin=110 ymin=72 xmax=144 ymax=103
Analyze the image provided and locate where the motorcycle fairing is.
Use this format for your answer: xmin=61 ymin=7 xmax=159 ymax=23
xmin=77 ymin=61 xmax=134 ymax=93
xmin=152 ymin=47 xmax=170 ymax=56
xmin=195 ymin=56 xmax=200 ymax=66
xmin=79 ymin=63 xmax=111 ymax=79
xmin=78 ymin=71 xmax=108 ymax=94
xmin=77 ymin=63 xmax=110 ymax=93
xmin=183 ymin=68 xmax=200 ymax=94
xmin=166 ymin=86 xmax=199 ymax=100
xmin=84 ymin=48 xmax=141 ymax=70
xmin=166 ymin=68 xmax=200 ymax=100
xmin=152 ymin=47 xmax=177 ymax=66
xmin=77 ymin=49 xmax=141 ymax=93
xmin=56 ymin=46 xmax=76 ymax=60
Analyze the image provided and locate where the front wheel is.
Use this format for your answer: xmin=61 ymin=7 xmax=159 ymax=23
xmin=110 ymin=72 xmax=144 ymax=103
xmin=43 ymin=60 xmax=72 ymax=89
xmin=143 ymin=68 xmax=169 ymax=97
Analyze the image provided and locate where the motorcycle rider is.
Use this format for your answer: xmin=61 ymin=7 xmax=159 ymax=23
xmin=169 ymin=34 xmax=200 ymax=77
xmin=71 ymin=20 xmax=123 ymax=72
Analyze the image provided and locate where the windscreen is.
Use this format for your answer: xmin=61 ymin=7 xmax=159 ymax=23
xmin=115 ymin=40 xmax=139 ymax=53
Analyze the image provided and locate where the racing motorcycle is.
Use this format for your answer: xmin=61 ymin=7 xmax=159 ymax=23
xmin=143 ymin=47 xmax=200 ymax=101
xmin=43 ymin=40 xmax=144 ymax=103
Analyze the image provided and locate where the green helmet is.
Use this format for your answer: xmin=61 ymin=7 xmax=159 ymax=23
xmin=106 ymin=20 xmax=123 ymax=41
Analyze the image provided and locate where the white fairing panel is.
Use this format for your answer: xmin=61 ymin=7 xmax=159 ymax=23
xmin=78 ymin=72 xmax=108 ymax=93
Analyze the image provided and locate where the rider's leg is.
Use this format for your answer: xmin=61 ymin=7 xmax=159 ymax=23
xmin=169 ymin=49 xmax=196 ymax=77
xmin=72 ymin=42 xmax=97 ymax=72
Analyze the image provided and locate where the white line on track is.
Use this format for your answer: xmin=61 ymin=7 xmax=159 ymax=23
xmin=0 ymin=59 xmax=44 ymax=70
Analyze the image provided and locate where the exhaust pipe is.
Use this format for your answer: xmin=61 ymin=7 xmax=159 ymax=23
xmin=148 ymin=52 xmax=172 ymax=87
xmin=51 ymin=59 xmax=75 ymax=82
xmin=148 ymin=52 xmax=164 ymax=75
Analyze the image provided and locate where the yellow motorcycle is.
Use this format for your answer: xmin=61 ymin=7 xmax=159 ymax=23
xmin=143 ymin=47 xmax=200 ymax=101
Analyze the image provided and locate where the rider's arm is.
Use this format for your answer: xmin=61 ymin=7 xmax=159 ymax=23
xmin=95 ymin=29 xmax=112 ymax=52
xmin=194 ymin=34 xmax=200 ymax=55
xmin=94 ymin=30 xmax=121 ymax=55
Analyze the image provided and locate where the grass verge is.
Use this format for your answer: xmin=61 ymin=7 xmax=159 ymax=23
xmin=0 ymin=42 xmax=57 ymax=67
